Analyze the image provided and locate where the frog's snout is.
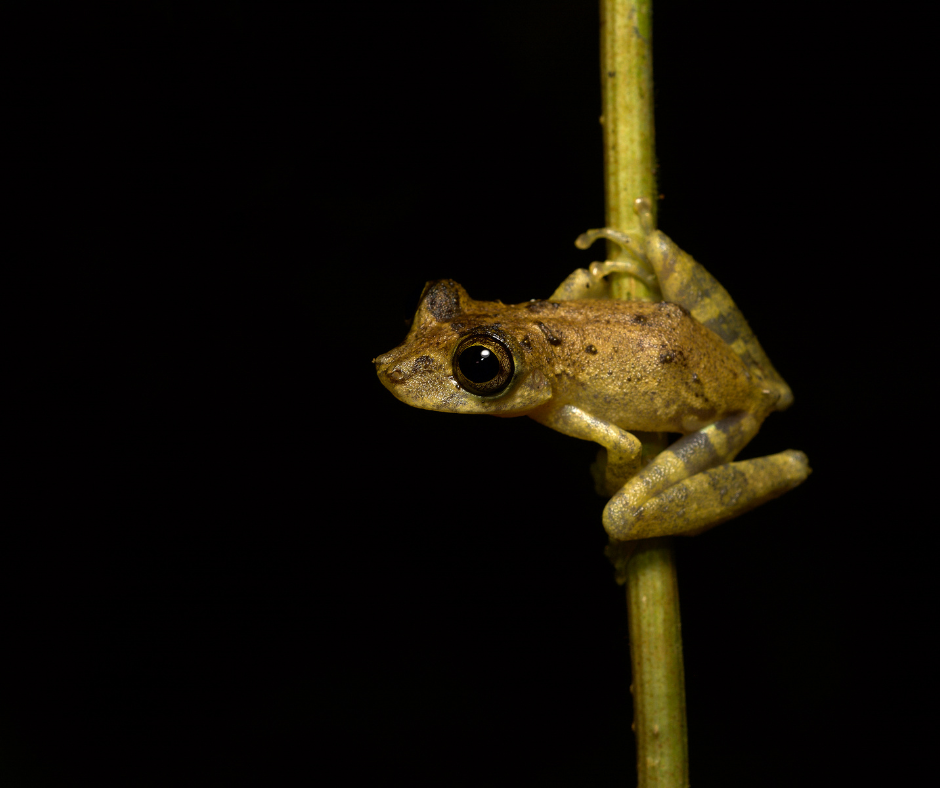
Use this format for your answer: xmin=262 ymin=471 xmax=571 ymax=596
xmin=373 ymin=348 xmax=406 ymax=381
xmin=373 ymin=352 xmax=403 ymax=389
xmin=374 ymin=347 xmax=439 ymax=392
xmin=372 ymin=349 xmax=396 ymax=367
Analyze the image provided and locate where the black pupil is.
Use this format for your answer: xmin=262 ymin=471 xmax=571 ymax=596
xmin=459 ymin=345 xmax=500 ymax=383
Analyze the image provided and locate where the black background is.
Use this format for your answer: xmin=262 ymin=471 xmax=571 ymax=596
xmin=9 ymin=2 xmax=930 ymax=786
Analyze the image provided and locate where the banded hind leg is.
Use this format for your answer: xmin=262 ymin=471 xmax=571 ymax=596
xmin=576 ymin=198 xmax=793 ymax=410
xmin=601 ymin=412 xmax=810 ymax=542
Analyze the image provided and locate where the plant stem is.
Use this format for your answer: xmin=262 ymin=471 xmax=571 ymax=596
xmin=599 ymin=2 xmax=689 ymax=786
xmin=624 ymin=538 xmax=688 ymax=787
xmin=600 ymin=0 xmax=656 ymax=302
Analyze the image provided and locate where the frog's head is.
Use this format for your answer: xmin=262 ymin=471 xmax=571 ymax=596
xmin=373 ymin=279 xmax=553 ymax=416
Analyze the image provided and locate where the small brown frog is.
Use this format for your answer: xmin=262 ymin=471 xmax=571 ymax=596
xmin=374 ymin=199 xmax=809 ymax=571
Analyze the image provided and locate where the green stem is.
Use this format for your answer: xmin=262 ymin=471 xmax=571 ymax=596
xmin=600 ymin=0 xmax=656 ymax=301
xmin=625 ymin=539 xmax=688 ymax=787
xmin=599 ymin=2 xmax=689 ymax=786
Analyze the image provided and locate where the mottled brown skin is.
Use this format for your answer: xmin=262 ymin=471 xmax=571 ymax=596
xmin=375 ymin=283 xmax=770 ymax=430
xmin=374 ymin=214 xmax=809 ymax=580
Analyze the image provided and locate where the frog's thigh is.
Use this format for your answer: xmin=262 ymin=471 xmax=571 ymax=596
xmin=603 ymin=450 xmax=810 ymax=540
xmin=602 ymin=412 xmax=807 ymax=539
xmin=531 ymin=405 xmax=642 ymax=489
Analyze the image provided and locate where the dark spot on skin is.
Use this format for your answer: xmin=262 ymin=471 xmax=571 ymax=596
xmin=672 ymin=430 xmax=720 ymax=470
xmin=660 ymin=348 xmax=688 ymax=365
xmin=585 ymin=344 xmax=598 ymax=354
xmin=686 ymin=374 xmax=709 ymax=401
xmin=658 ymin=344 xmax=686 ymax=365
xmin=520 ymin=335 xmax=532 ymax=351
xmin=422 ymin=280 xmax=462 ymax=321
xmin=535 ymin=321 xmax=563 ymax=346
xmin=450 ymin=321 xmax=466 ymax=331
xmin=706 ymin=464 xmax=748 ymax=506
xmin=412 ymin=355 xmax=434 ymax=372
xmin=632 ymin=314 xmax=648 ymax=325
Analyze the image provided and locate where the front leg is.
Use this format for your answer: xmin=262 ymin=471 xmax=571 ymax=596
xmin=530 ymin=404 xmax=643 ymax=495
xmin=603 ymin=412 xmax=810 ymax=541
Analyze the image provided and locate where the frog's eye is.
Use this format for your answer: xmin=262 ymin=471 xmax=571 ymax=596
xmin=453 ymin=334 xmax=514 ymax=396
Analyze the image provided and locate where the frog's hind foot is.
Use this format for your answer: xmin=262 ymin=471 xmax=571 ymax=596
xmin=632 ymin=197 xmax=655 ymax=234
xmin=600 ymin=411 xmax=809 ymax=542
xmin=575 ymin=227 xmax=640 ymax=252
xmin=603 ymin=450 xmax=811 ymax=544
xmin=574 ymin=227 xmax=659 ymax=291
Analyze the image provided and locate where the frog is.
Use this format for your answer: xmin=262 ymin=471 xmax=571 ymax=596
xmin=373 ymin=198 xmax=809 ymax=579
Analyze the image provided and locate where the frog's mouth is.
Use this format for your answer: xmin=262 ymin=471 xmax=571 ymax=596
xmin=374 ymin=353 xmax=436 ymax=387
xmin=371 ymin=346 xmax=400 ymax=370
xmin=372 ymin=345 xmax=408 ymax=384
xmin=375 ymin=354 xmax=472 ymax=415
xmin=373 ymin=348 xmax=450 ymax=399
xmin=373 ymin=336 xmax=553 ymax=416
xmin=374 ymin=342 xmax=430 ymax=379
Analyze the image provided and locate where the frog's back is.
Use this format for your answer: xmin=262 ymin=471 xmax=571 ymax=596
xmin=514 ymin=298 xmax=773 ymax=434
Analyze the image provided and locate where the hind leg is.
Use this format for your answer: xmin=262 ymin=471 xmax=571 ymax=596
xmin=576 ymin=199 xmax=793 ymax=409
xmin=601 ymin=412 xmax=810 ymax=541
xmin=604 ymin=450 xmax=810 ymax=541
xmin=603 ymin=447 xmax=809 ymax=584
